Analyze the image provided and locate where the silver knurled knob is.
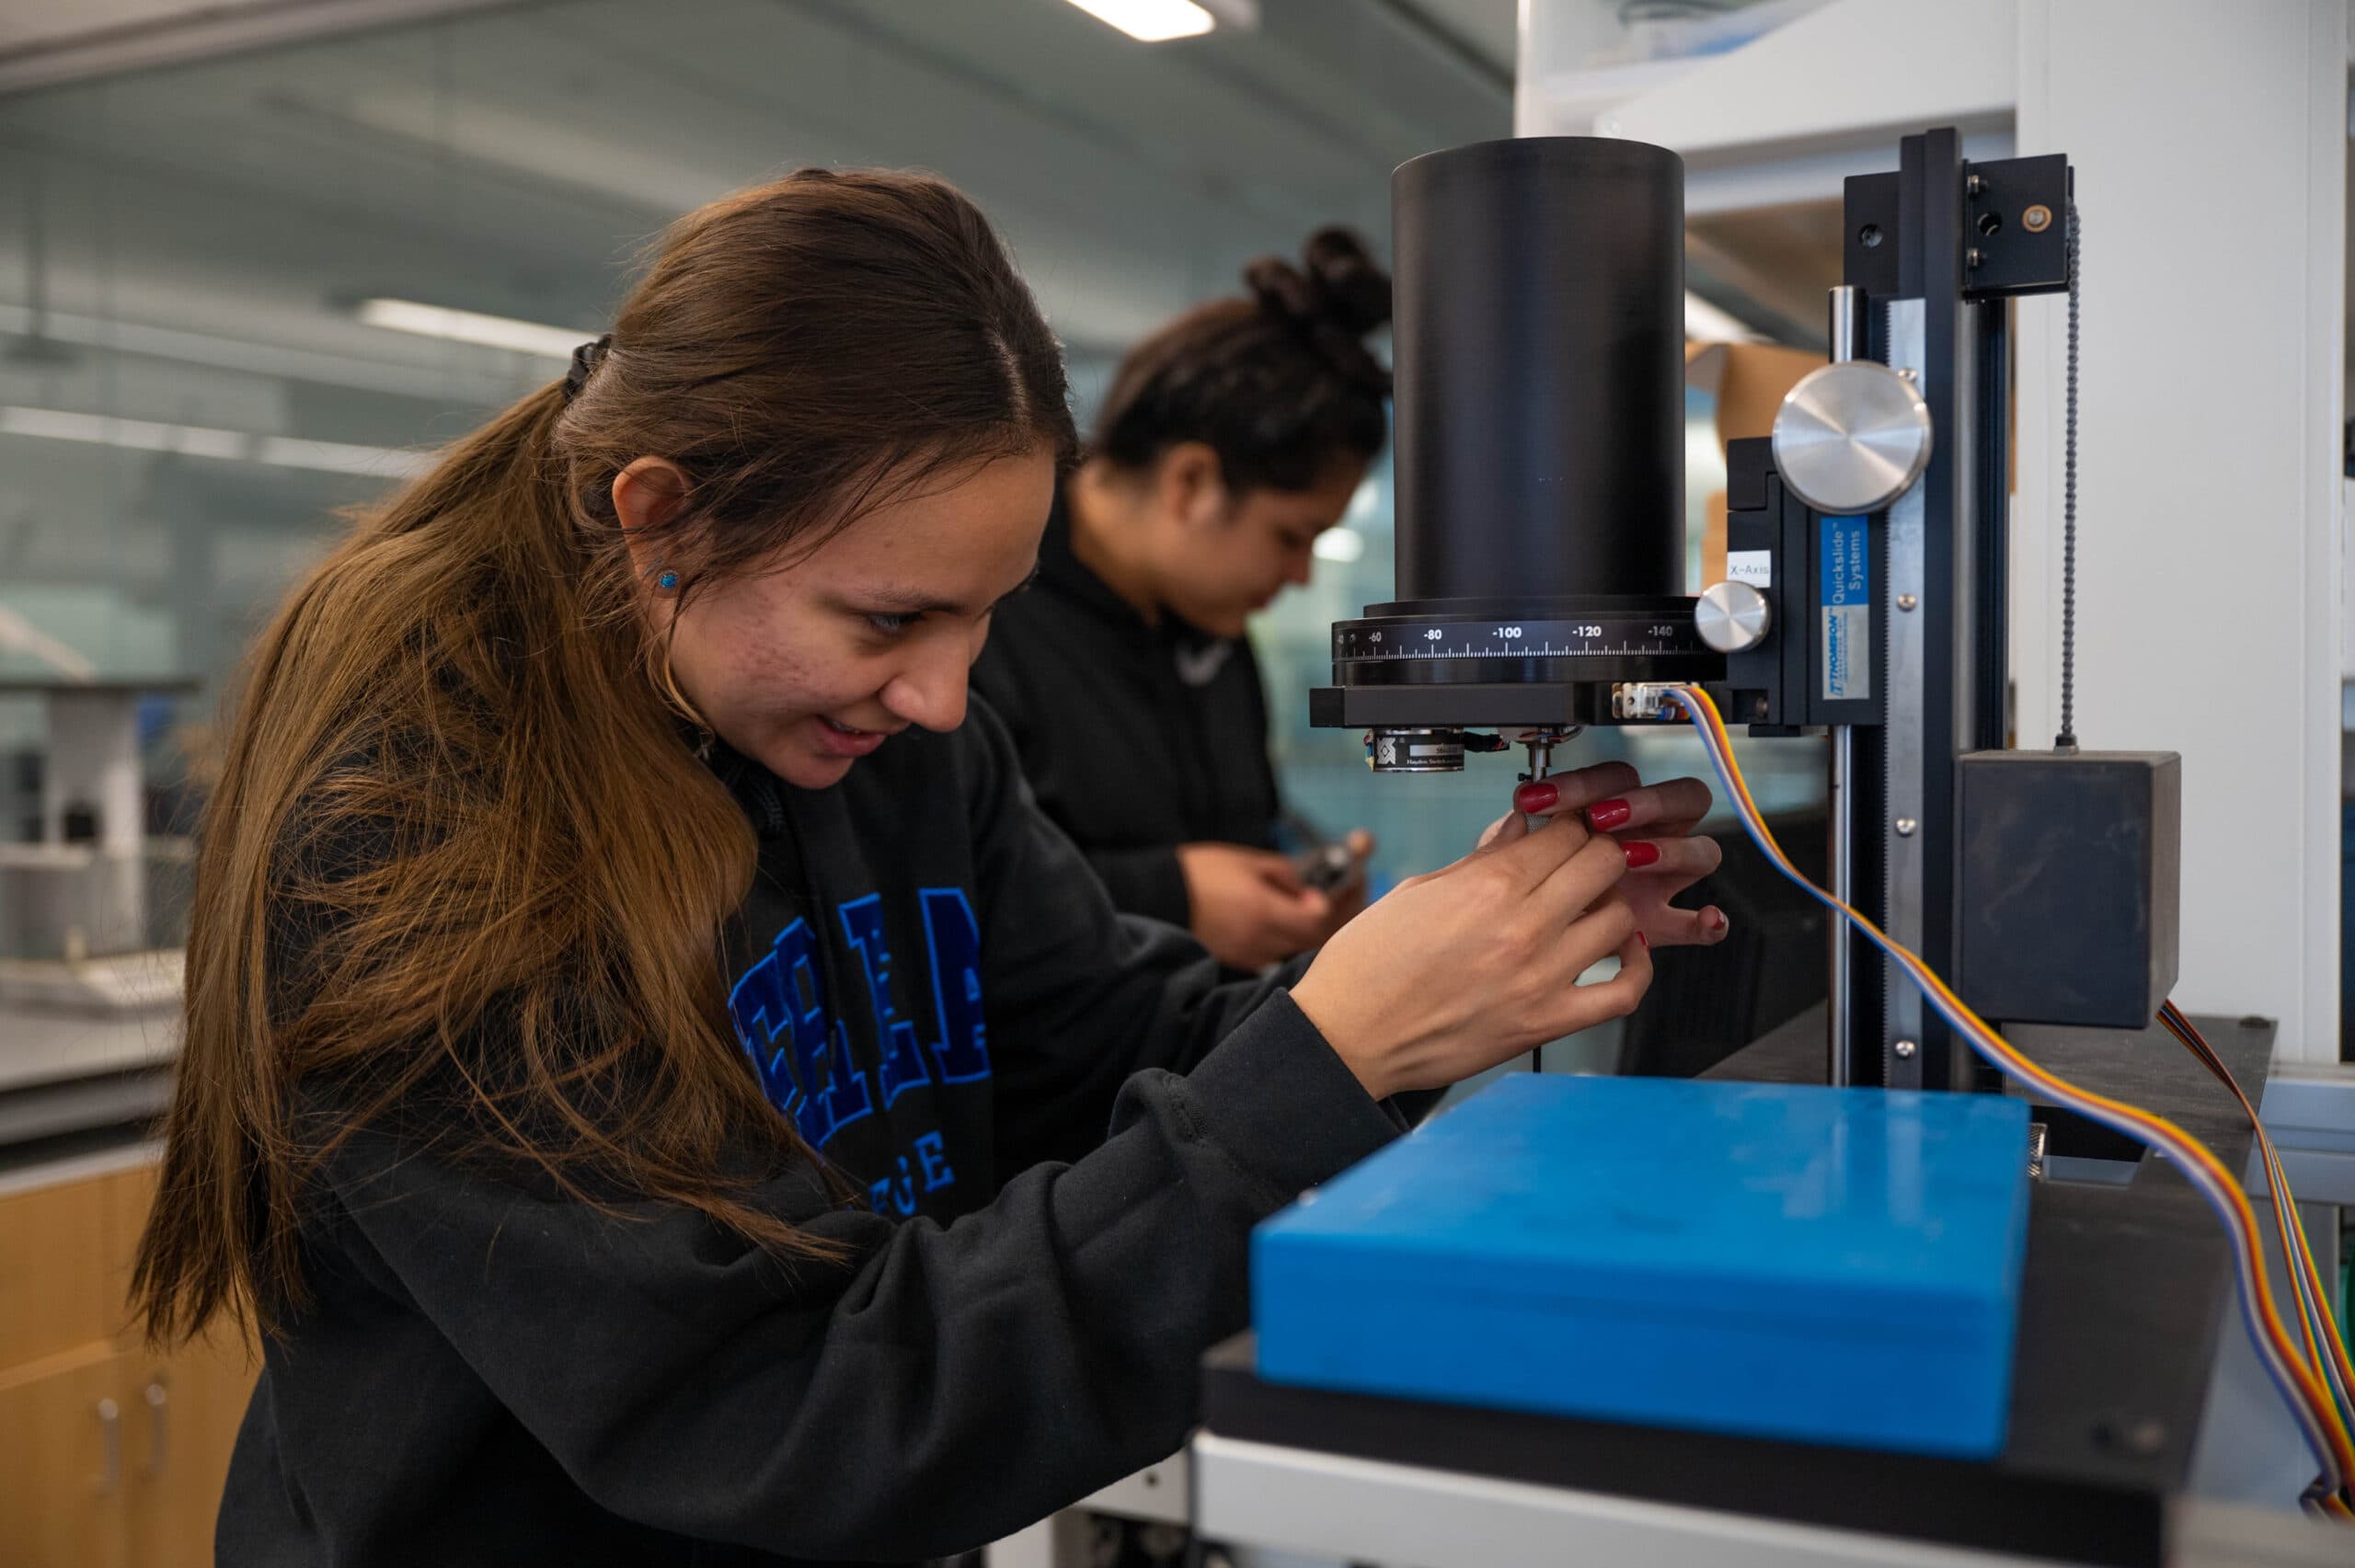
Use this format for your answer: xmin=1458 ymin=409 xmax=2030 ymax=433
xmin=1695 ymin=579 xmax=1773 ymax=655
xmin=1771 ymin=359 xmax=1934 ymax=516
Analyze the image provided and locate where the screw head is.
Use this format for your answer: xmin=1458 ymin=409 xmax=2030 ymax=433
xmin=1894 ymin=1038 xmax=1918 ymax=1059
xmin=1897 ymin=593 xmax=1919 ymax=612
xmin=1895 ymin=817 xmax=1918 ymax=838
xmin=2024 ymin=204 xmax=2053 ymax=234
xmin=1966 ymin=246 xmax=1984 ymax=269
xmin=2093 ymin=1417 xmax=2166 ymax=1456
xmin=1966 ymin=173 xmax=1986 ymax=196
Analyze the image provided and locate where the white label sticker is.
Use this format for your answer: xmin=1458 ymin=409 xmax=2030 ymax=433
xmin=1727 ymin=551 xmax=1772 ymax=588
xmin=1823 ymin=605 xmax=1869 ymax=702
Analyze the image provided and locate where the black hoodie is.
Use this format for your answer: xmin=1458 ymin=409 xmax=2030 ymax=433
xmin=970 ymin=494 xmax=1282 ymax=928
xmin=216 ymin=700 xmax=1398 ymax=1567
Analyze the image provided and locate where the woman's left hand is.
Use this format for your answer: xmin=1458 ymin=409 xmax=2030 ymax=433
xmin=1479 ymin=761 xmax=1730 ymax=950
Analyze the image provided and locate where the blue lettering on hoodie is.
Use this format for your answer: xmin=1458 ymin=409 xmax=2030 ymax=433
xmin=837 ymin=894 xmax=936 ymax=1107
xmin=918 ymin=888 xmax=989 ymax=1083
xmin=728 ymin=896 xmax=990 ymax=1200
xmin=727 ymin=917 xmax=871 ymax=1149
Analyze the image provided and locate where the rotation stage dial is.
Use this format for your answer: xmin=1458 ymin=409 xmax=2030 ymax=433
xmin=1330 ymin=597 xmax=1715 ymax=688
xmin=1315 ymin=595 xmax=1722 ymax=738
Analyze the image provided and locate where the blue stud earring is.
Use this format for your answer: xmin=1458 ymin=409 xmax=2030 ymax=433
xmin=657 ymin=571 xmax=679 ymax=592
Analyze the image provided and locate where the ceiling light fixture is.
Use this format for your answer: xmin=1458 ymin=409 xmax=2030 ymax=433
xmin=1059 ymin=0 xmax=1218 ymax=43
xmin=354 ymin=297 xmax=592 ymax=361
xmin=0 ymin=405 xmax=432 ymax=479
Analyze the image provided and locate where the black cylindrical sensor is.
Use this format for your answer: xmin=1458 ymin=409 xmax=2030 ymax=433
xmin=1391 ymin=137 xmax=1685 ymax=603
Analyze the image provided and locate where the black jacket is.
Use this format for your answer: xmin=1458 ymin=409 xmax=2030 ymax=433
xmin=218 ymin=701 xmax=1397 ymax=1567
xmin=970 ymin=496 xmax=1282 ymax=928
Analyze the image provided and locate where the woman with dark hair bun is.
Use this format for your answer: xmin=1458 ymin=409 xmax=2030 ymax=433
xmin=974 ymin=227 xmax=1397 ymax=971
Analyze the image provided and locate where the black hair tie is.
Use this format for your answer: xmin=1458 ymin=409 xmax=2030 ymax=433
xmin=564 ymin=334 xmax=614 ymax=401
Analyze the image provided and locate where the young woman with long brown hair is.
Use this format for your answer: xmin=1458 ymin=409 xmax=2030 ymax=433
xmin=132 ymin=168 xmax=1722 ymax=1565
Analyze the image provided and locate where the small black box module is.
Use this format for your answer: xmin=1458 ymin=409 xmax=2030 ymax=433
xmin=1956 ymin=750 xmax=2181 ymax=1029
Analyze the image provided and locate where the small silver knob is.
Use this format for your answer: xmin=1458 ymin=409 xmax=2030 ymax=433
xmin=1695 ymin=580 xmax=1772 ymax=655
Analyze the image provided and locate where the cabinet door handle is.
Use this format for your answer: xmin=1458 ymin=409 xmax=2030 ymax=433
xmin=141 ymin=1379 xmax=170 ymax=1479
xmin=93 ymin=1397 xmax=121 ymax=1495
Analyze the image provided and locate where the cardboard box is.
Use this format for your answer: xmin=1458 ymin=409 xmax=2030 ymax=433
xmin=1686 ymin=339 xmax=1822 ymax=588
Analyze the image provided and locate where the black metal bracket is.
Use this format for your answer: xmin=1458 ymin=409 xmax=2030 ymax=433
xmin=1844 ymin=171 xmax=1901 ymax=296
xmin=1845 ymin=152 xmax=2073 ymax=303
xmin=1963 ymin=154 xmax=2074 ymax=298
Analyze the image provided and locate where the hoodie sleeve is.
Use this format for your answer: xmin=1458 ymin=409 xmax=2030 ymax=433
xmin=316 ymin=987 xmax=1396 ymax=1562
xmin=955 ymin=699 xmax=1345 ymax=1174
xmin=1075 ymin=843 xmax=1192 ymax=929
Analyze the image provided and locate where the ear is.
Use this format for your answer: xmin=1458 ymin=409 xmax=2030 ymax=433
xmin=612 ymin=457 xmax=693 ymax=581
xmin=1155 ymin=442 xmax=1232 ymax=532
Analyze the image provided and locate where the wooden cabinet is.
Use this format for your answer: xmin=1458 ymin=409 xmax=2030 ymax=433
xmin=0 ymin=1347 xmax=136 ymax=1568
xmin=0 ymin=1158 xmax=256 ymax=1568
xmin=124 ymin=1326 xmax=253 ymax=1568
xmin=0 ymin=1173 xmax=115 ymax=1368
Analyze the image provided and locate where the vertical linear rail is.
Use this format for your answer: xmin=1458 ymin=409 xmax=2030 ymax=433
xmin=1841 ymin=167 xmax=1898 ymax=1085
xmin=1972 ymin=303 xmax=2011 ymax=752
xmin=1880 ymin=295 xmax=1929 ymax=1090
xmin=1927 ymin=129 xmax=1982 ymax=1093
xmin=1828 ymin=727 xmax=1855 ymax=1086
xmin=1882 ymin=126 xmax=1988 ymax=1091
xmin=1829 ymin=137 xmax=2049 ymax=1089
xmin=1915 ymin=128 xmax=2000 ymax=1092
xmin=1825 ymin=283 xmax=1860 ymax=1088
xmin=1963 ymin=256 xmax=2012 ymax=1092
xmin=1827 ymin=283 xmax=1861 ymax=361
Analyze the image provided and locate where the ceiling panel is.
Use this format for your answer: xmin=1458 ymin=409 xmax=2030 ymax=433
xmin=0 ymin=0 xmax=1511 ymax=434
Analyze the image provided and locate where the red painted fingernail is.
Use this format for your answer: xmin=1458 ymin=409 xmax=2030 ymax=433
xmin=1588 ymin=798 xmax=1633 ymax=831
xmin=1622 ymin=841 xmax=1660 ymax=869
xmin=1707 ymin=910 xmax=1729 ymax=933
xmin=1637 ymin=932 xmax=1649 ymax=949
xmin=1515 ymin=780 xmax=1559 ymax=814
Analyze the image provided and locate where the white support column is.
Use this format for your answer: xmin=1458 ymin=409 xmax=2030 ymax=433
xmin=2012 ymin=0 xmax=2347 ymax=1061
xmin=35 ymin=689 xmax=147 ymax=957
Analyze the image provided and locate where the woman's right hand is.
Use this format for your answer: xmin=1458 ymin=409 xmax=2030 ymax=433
xmin=1289 ymin=811 xmax=1649 ymax=1100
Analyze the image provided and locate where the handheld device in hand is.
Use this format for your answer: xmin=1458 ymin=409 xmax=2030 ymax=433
xmin=1294 ymin=842 xmax=1360 ymax=894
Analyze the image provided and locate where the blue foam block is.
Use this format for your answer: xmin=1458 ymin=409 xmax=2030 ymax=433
xmin=1253 ymin=1074 xmax=2031 ymax=1457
